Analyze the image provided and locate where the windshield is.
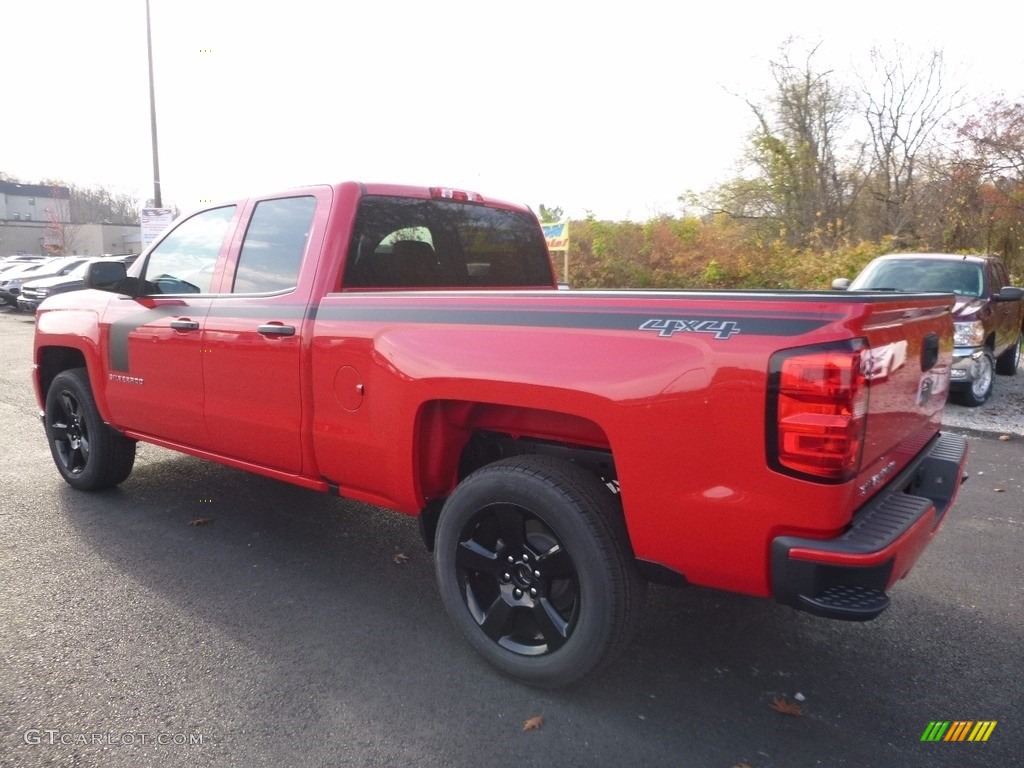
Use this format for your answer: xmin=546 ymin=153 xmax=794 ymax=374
xmin=850 ymin=258 xmax=984 ymax=297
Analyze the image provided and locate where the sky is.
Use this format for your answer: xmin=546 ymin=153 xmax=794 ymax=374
xmin=3 ymin=0 xmax=1023 ymax=222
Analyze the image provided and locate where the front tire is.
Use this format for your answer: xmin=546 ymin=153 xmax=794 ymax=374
xmin=44 ymin=368 xmax=136 ymax=490
xmin=956 ymin=350 xmax=995 ymax=407
xmin=995 ymin=332 xmax=1022 ymax=376
xmin=435 ymin=455 xmax=645 ymax=688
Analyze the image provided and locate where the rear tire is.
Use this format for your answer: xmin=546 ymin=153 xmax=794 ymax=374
xmin=995 ymin=332 xmax=1021 ymax=375
xmin=435 ymin=455 xmax=645 ymax=688
xmin=44 ymin=368 xmax=136 ymax=490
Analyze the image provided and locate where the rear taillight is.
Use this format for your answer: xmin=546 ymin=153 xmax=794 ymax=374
xmin=767 ymin=341 xmax=868 ymax=482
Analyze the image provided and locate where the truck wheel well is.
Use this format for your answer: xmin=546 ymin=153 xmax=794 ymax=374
xmin=38 ymin=347 xmax=87 ymax=398
xmin=457 ymin=430 xmax=617 ymax=486
xmin=415 ymin=401 xmax=619 ymax=552
xmin=418 ymin=426 xmax=619 ymax=553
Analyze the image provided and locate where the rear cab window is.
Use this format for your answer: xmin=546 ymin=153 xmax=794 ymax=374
xmin=232 ymin=196 xmax=317 ymax=294
xmin=342 ymin=196 xmax=552 ymax=290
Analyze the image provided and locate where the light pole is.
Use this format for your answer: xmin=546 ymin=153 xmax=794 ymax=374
xmin=145 ymin=0 xmax=162 ymax=207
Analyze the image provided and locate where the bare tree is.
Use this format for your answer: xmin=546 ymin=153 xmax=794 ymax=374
xmin=68 ymin=184 xmax=142 ymax=225
xmin=957 ymin=99 xmax=1024 ymax=180
xmin=860 ymin=46 xmax=964 ymax=243
xmin=948 ymin=99 xmax=1024 ymax=264
xmin=43 ymin=200 xmax=81 ymax=256
xmin=703 ymin=40 xmax=862 ymax=248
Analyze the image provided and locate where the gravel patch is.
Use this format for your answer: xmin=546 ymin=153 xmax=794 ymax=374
xmin=943 ymin=359 xmax=1024 ymax=436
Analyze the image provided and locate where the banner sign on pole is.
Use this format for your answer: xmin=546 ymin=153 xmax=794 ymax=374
xmin=140 ymin=208 xmax=174 ymax=250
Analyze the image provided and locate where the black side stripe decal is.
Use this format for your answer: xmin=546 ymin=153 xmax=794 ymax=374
xmin=105 ymin=303 xmax=832 ymax=374
xmin=311 ymin=306 xmax=830 ymax=336
xmin=108 ymin=306 xmax=186 ymax=372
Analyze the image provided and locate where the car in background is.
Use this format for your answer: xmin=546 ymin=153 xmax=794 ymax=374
xmin=0 ymin=259 xmax=59 ymax=303
xmin=0 ymin=254 xmax=49 ymax=272
xmin=0 ymin=256 xmax=89 ymax=307
xmin=833 ymin=253 xmax=1024 ymax=406
xmin=1 ymin=256 xmax=53 ymax=277
xmin=0 ymin=256 xmax=50 ymax=283
xmin=17 ymin=254 xmax=139 ymax=313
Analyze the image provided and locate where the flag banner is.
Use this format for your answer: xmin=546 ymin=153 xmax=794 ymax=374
xmin=543 ymin=221 xmax=569 ymax=251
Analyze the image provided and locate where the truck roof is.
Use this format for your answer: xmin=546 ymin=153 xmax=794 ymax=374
xmin=191 ymin=182 xmax=534 ymax=218
xmin=871 ymin=252 xmax=1001 ymax=265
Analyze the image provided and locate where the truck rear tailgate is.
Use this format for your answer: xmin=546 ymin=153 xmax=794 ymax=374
xmin=854 ymin=294 xmax=954 ymax=502
xmin=768 ymin=292 xmax=968 ymax=619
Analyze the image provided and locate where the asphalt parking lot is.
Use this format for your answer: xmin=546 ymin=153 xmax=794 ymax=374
xmin=1 ymin=305 xmax=1021 ymax=768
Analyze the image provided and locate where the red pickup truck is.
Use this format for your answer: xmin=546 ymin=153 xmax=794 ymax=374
xmin=32 ymin=182 xmax=969 ymax=687
xmin=834 ymin=252 xmax=1024 ymax=406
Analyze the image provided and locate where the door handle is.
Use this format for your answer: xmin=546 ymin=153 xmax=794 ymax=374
xmin=170 ymin=319 xmax=200 ymax=331
xmin=257 ymin=323 xmax=296 ymax=337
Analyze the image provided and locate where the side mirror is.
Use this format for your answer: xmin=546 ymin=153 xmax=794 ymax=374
xmin=994 ymin=286 xmax=1023 ymax=302
xmin=831 ymin=278 xmax=851 ymax=290
xmin=84 ymin=261 xmax=128 ymax=291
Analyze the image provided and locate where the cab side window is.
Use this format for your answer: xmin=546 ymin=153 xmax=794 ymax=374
xmin=143 ymin=206 xmax=236 ymax=294
xmin=992 ymin=261 xmax=1009 ymax=291
xmin=232 ymin=196 xmax=317 ymax=294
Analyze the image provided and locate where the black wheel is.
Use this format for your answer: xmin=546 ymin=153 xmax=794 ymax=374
xmin=435 ymin=455 xmax=645 ymax=688
xmin=955 ymin=350 xmax=995 ymax=407
xmin=44 ymin=368 xmax=136 ymax=490
xmin=995 ymin=333 xmax=1022 ymax=375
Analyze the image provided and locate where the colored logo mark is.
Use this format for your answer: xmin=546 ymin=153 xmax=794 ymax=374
xmin=921 ymin=721 xmax=997 ymax=742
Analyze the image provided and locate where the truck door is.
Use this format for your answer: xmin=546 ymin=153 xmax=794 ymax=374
xmin=201 ymin=194 xmax=322 ymax=473
xmin=989 ymin=260 xmax=1016 ymax=350
xmin=101 ymin=205 xmax=238 ymax=446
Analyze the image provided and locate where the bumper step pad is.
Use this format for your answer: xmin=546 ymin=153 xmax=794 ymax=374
xmin=797 ymin=584 xmax=890 ymax=619
xmin=772 ymin=431 xmax=969 ymax=621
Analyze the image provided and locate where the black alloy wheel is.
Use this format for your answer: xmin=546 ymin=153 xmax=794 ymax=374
xmin=44 ymin=368 xmax=136 ymax=490
xmin=435 ymin=455 xmax=645 ymax=688
xmin=50 ymin=388 xmax=90 ymax=476
xmin=455 ymin=500 xmax=579 ymax=656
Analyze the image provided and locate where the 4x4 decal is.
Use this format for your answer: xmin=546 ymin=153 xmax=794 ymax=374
xmin=639 ymin=318 xmax=741 ymax=340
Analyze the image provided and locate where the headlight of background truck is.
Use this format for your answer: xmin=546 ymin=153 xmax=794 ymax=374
xmin=953 ymin=320 xmax=985 ymax=347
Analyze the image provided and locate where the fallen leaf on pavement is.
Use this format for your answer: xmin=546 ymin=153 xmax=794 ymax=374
xmin=188 ymin=518 xmax=214 ymax=526
xmin=523 ymin=715 xmax=544 ymax=731
xmin=769 ymin=697 xmax=803 ymax=716
xmin=392 ymin=553 xmax=410 ymax=564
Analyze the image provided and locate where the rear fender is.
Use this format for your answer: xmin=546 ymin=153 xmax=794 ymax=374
xmin=415 ymin=400 xmax=611 ymax=502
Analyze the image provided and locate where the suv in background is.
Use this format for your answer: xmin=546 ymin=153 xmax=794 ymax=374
xmin=0 ymin=256 xmax=89 ymax=308
xmin=17 ymin=254 xmax=139 ymax=313
xmin=834 ymin=253 xmax=1024 ymax=406
xmin=0 ymin=260 xmax=57 ymax=303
